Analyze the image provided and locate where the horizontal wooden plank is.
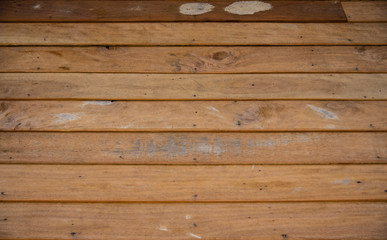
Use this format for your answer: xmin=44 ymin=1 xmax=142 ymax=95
xmin=343 ymin=1 xmax=387 ymax=22
xmin=1 ymin=73 xmax=386 ymax=100
xmin=1 ymin=165 xmax=386 ymax=202
xmin=1 ymin=202 xmax=386 ymax=240
xmin=0 ymin=0 xmax=347 ymax=22
xmin=2 ymin=23 xmax=386 ymax=45
xmin=1 ymin=132 xmax=386 ymax=164
xmin=0 ymin=101 xmax=386 ymax=131
xmin=1 ymin=46 xmax=386 ymax=73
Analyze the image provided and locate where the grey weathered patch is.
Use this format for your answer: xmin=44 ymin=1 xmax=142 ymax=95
xmin=179 ymin=3 xmax=214 ymax=15
xmin=82 ymin=101 xmax=113 ymax=107
xmin=224 ymin=1 xmax=272 ymax=15
xmin=54 ymin=113 xmax=81 ymax=124
xmin=307 ymin=104 xmax=338 ymax=120
xmin=332 ymin=179 xmax=352 ymax=185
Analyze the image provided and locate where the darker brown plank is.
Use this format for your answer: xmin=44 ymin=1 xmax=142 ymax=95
xmin=1 ymin=46 xmax=386 ymax=73
xmin=0 ymin=1 xmax=347 ymax=22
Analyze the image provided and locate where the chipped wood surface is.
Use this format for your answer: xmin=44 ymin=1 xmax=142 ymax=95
xmin=1 ymin=132 xmax=385 ymax=164
xmin=1 ymin=101 xmax=386 ymax=131
xmin=0 ymin=0 xmax=347 ymax=22
xmin=1 ymin=46 xmax=386 ymax=73
xmin=1 ymin=164 xmax=386 ymax=201
xmin=1 ymin=73 xmax=386 ymax=100
xmin=2 ymin=202 xmax=386 ymax=240
xmin=2 ymin=23 xmax=386 ymax=46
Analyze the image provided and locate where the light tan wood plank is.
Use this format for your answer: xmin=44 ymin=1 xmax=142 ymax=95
xmin=1 ymin=73 xmax=386 ymax=100
xmin=1 ymin=202 xmax=386 ymax=240
xmin=0 ymin=101 xmax=386 ymax=131
xmin=1 ymin=132 xmax=386 ymax=164
xmin=1 ymin=46 xmax=386 ymax=73
xmin=342 ymin=1 xmax=387 ymax=22
xmin=2 ymin=23 xmax=386 ymax=45
xmin=0 ymin=165 xmax=386 ymax=202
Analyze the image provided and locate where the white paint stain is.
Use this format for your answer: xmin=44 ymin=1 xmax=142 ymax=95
xmin=188 ymin=233 xmax=202 ymax=239
xmin=251 ymin=165 xmax=255 ymax=170
xmin=33 ymin=4 xmax=41 ymax=9
xmin=208 ymin=106 xmax=219 ymax=112
xmin=159 ymin=226 xmax=168 ymax=231
xmin=54 ymin=113 xmax=81 ymax=124
xmin=325 ymin=124 xmax=336 ymax=129
xmin=306 ymin=104 xmax=338 ymax=120
xmin=332 ymin=179 xmax=352 ymax=185
xmin=186 ymin=214 xmax=192 ymax=220
xmin=82 ymin=101 xmax=113 ymax=107
xmin=224 ymin=1 xmax=272 ymax=15
xmin=179 ymin=3 xmax=214 ymax=15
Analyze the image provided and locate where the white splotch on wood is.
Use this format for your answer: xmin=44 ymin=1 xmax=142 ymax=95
xmin=224 ymin=1 xmax=272 ymax=15
xmin=179 ymin=3 xmax=214 ymax=15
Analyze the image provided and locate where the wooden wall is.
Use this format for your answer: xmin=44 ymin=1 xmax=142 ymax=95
xmin=0 ymin=0 xmax=386 ymax=239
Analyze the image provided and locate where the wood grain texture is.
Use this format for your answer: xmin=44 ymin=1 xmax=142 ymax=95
xmin=1 ymin=164 xmax=386 ymax=202
xmin=1 ymin=132 xmax=385 ymax=164
xmin=0 ymin=0 xmax=347 ymax=22
xmin=1 ymin=46 xmax=386 ymax=73
xmin=1 ymin=101 xmax=386 ymax=131
xmin=1 ymin=73 xmax=386 ymax=100
xmin=2 ymin=23 xmax=386 ymax=45
xmin=343 ymin=1 xmax=387 ymax=22
xmin=1 ymin=202 xmax=387 ymax=240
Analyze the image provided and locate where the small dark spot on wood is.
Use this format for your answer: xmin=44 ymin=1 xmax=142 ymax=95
xmin=311 ymin=49 xmax=314 ymax=52
xmin=27 ymin=94 xmax=31 ymax=97
xmin=259 ymin=188 xmax=263 ymax=190
xmin=78 ymin=176 xmax=82 ymax=178
xmin=384 ymin=190 xmax=387 ymax=192
xmin=251 ymin=84 xmax=255 ymax=86
xmin=355 ymin=67 xmax=359 ymax=71
xmin=243 ymin=183 xmax=246 ymax=185
xmin=212 ymin=51 xmax=229 ymax=61
xmin=193 ymin=124 xmax=196 ymax=127
xmin=193 ymin=67 xmax=198 ymax=72
xmin=191 ymin=39 xmax=195 ymax=42
xmin=282 ymin=234 xmax=287 ymax=238
xmin=71 ymin=232 xmax=76 ymax=236
xmin=72 ymin=223 xmax=74 ymax=225
xmin=377 ymin=156 xmax=381 ymax=159
xmin=247 ymin=216 xmax=251 ymax=219
xmin=119 ymin=156 xmax=124 ymax=159
xmin=59 ymin=66 xmax=70 ymax=70
xmin=299 ymin=36 xmax=303 ymax=38
xmin=3 ymin=218 xmax=7 ymax=221
xmin=1 ymin=192 xmax=5 ymax=195
xmin=237 ymin=121 xmax=241 ymax=126
xmin=347 ymin=39 xmax=353 ymax=42
xmin=363 ymin=96 xmax=367 ymax=98
xmin=193 ymin=158 xmax=197 ymax=161
xmin=193 ymin=223 xmax=197 ymax=227
xmin=356 ymin=181 xmax=361 ymax=183
xmin=37 ymin=67 xmax=40 ymax=70
xmin=9 ymin=156 xmax=12 ymax=159
xmin=17 ymin=123 xmax=22 ymax=126
xmin=193 ymin=94 xmax=197 ymax=97
xmin=370 ymin=123 xmax=374 ymax=128
xmin=49 ymin=16 xmax=52 ymax=19
xmin=311 ymin=63 xmax=315 ymax=66
xmin=233 ymin=101 xmax=238 ymax=103
xmin=195 ymin=111 xmax=198 ymax=114
xmin=105 ymin=46 xmax=110 ymax=50
xmin=17 ymin=3 xmax=22 ymax=6
xmin=144 ymin=93 xmax=147 ymax=95
xmin=379 ymin=90 xmax=382 ymax=92
xmin=194 ymin=194 xmax=198 ymax=198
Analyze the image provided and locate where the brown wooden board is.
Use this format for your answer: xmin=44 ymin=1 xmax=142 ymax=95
xmin=1 ymin=132 xmax=385 ymax=164
xmin=1 ymin=73 xmax=386 ymax=100
xmin=343 ymin=1 xmax=387 ymax=22
xmin=1 ymin=46 xmax=386 ymax=73
xmin=2 ymin=23 xmax=386 ymax=46
xmin=0 ymin=101 xmax=386 ymax=131
xmin=0 ymin=164 xmax=386 ymax=202
xmin=0 ymin=1 xmax=347 ymax=22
